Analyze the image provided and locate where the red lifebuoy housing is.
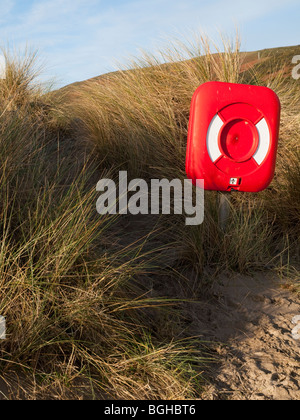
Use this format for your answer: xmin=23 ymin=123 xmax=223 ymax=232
xmin=186 ymin=82 xmax=281 ymax=192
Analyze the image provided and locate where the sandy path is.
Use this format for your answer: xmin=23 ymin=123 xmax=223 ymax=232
xmin=188 ymin=273 xmax=300 ymax=400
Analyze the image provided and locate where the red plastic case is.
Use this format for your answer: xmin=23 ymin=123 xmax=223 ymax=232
xmin=186 ymin=81 xmax=281 ymax=192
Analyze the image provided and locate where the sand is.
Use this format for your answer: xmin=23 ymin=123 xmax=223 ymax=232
xmin=189 ymin=273 xmax=300 ymax=400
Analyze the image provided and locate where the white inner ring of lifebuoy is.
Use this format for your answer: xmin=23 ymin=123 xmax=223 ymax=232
xmin=206 ymin=114 xmax=271 ymax=165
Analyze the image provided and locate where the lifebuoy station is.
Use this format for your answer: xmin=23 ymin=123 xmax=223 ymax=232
xmin=186 ymin=81 xmax=281 ymax=192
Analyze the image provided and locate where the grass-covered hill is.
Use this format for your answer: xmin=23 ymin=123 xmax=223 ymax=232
xmin=0 ymin=37 xmax=299 ymax=399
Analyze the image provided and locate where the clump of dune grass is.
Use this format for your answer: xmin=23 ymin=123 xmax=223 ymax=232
xmin=0 ymin=48 xmax=207 ymax=400
xmin=0 ymin=47 xmax=44 ymax=108
xmin=0 ymin=176 xmax=203 ymax=399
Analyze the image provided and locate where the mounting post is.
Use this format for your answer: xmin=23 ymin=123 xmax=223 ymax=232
xmin=218 ymin=192 xmax=231 ymax=232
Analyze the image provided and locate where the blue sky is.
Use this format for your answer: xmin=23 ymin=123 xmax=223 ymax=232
xmin=0 ymin=0 xmax=299 ymax=88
